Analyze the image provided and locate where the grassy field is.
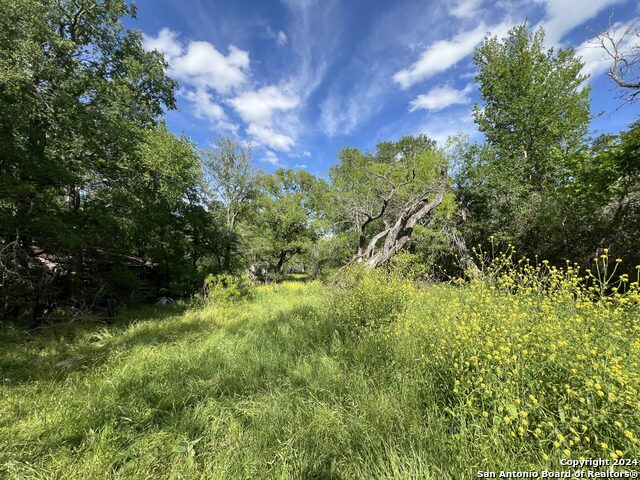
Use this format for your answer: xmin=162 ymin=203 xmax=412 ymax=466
xmin=1 ymin=267 xmax=639 ymax=479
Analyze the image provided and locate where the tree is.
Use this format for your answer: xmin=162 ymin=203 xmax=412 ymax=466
xmin=247 ymin=169 xmax=325 ymax=275
xmin=473 ymin=24 xmax=590 ymax=183
xmin=560 ymin=121 xmax=640 ymax=267
xmin=202 ymin=136 xmax=260 ymax=272
xmin=461 ymin=24 xmax=591 ymax=258
xmin=329 ymin=135 xmax=450 ymax=268
xmin=0 ymin=0 xmax=178 ymax=318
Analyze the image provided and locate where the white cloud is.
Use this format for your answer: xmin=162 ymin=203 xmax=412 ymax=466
xmin=277 ymin=31 xmax=288 ymax=46
xmin=450 ymin=0 xmax=483 ymax=19
xmin=301 ymin=150 xmax=311 ymax=157
xmin=144 ymin=29 xmax=250 ymax=95
xmin=184 ymin=88 xmax=226 ymax=121
xmin=143 ymin=28 xmax=183 ymax=60
xmin=247 ymin=124 xmax=295 ymax=151
xmin=409 ymin=84 xmax=474 ymax=112
xmin=229 ymin=85 xmax=299 ymax=125
xmin=262 ymin=150 xmax=283 ymax=166
xmin=182 ymin=87 xmax=237 ymax=131
xmin=144 ymin=28 xmax=304 ymax=150
xmin=393 ymin=23 xmax=509 ymax=89
xmin=539 ymin=0 xmax=625 ymax=46
xmin=229 ymin=86 xmax=299 ymax=151
xmin=172 ymin=42 xmax=250 ymax=94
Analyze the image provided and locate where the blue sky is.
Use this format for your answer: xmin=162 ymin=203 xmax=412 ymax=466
xmin=131 ymin=0 xmax=640 ymax=176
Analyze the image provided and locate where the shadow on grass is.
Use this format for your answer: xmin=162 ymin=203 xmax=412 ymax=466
xmin=273 ymin=273 xmax=311 ymax=283
xmin=0 ymin=297 xmax=331 ymax=391
xmin=0 ymin=301 xmax=215 ymax=386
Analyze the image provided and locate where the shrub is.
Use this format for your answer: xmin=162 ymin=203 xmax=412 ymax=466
xmin=328 ymin=266 xmax=416 ymax=335
xmin=389 ymin=251 xmax=432 ymax=282
xmin=202 ymin=273 xmax=255 ymax=302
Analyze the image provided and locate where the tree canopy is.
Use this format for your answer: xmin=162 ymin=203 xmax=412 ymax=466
xmin=2 ymin=11 xmax=638 ymax=321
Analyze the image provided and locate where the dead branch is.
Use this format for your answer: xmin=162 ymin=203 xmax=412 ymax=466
xmin=597 ymin=21 xmax=640 ymax=101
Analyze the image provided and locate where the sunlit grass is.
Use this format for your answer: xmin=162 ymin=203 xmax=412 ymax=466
xmin=1 ymin=271 xmax=638 ymax=479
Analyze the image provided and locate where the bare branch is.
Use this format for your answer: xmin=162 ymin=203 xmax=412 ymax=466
xmin=356 ymin=165 xmax=449 ymax=268
xmin=597 ymin=21 xmax=640 ymax=102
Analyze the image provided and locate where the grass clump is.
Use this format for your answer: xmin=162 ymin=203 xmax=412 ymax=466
xmin=202 ymin=272 xmax=256 ymax=302
xmin=0 ymin=259 xmax=639 ymax=479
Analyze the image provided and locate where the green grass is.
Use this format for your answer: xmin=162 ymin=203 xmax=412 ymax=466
xmin=1 ymin=277 xmax=638 ymax=479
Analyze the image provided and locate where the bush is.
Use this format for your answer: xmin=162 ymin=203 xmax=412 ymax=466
xmin=328 ymin=266 xmax=416 ymax=335
xmin=389 ymin=251 xmax=432 ymax=282
xmin=202 ymin=273 xmax=255 ymax=302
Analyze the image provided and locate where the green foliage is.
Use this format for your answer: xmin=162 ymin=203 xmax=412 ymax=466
xmin=203 ymin=273 xmax=255 ymax=302
xmin=560 ymin=120 xmax=640 ymax=267
xmin=329 ymin=267 xmax=416 ymax=334
xmin=473 ymin=24 xmax=590 ymax=175
xmin=459 ymin=24 xmax=592 ymax=261
xmin=389 ymin=250 xmax=432 ymax=280
xmin=0 ymin=0 xmax=200 ymax=317
xmin=106 ymin=264 xmax=142 ymax=296
xmin=245 ymin=168 xmax=325 ymax=275
xmin=327 ymin=135 xmax=452 ymax=264
xmin=201 ymin=136 xmax=261 ymax=272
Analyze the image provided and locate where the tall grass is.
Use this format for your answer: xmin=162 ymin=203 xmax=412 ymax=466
xmin=1 ymin=258 xmax=638 ymax=479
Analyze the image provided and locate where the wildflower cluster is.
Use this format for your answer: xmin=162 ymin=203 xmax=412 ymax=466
xmin=329 ymin=267 xmax=416 ymax=335
xmin=337 ymin=251 xmax=640 ymax=462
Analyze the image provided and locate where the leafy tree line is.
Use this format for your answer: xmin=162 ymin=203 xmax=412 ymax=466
xmin=458 ymin=25 xmax=640 ymax=271
xmin=1 ymin=1 xmax=638 ymax=321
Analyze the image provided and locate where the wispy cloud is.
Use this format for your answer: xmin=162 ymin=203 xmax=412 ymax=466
xmin=261 ymin=150 xmax=283 ymax=166
xmin=394 ymin=0 xmax=624 ymax=92
xmin=409 ymin=84 xmax=474 ymax=112
xmin=277 ymin=30 xmax=288 ymax=46
xmin=318 ymin=76 xmax=388 ymax=136
xmin=281 ymin=0 xmax=343 ymax=101
xmin=539 ymin=0 xmax=625 ymax=46
xmin=266 ymin=26 xmax=288 ymax=46
xmin=449 ymin=0 xmax=484 ymax=19
xmin=393 ymin=23 xmax=509 ymax=89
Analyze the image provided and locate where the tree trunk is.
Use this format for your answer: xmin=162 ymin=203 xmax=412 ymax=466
xmin=69 ymin=185 xmax=83 ymax=296
xmin=276 ymin=250 xmax=288 ymax=273
xmin=450 ymin=231 xmax=480 ymax=278
xmin=358 ymin=167 xmax=449 ymax=268
xmin=223 ymin=231 xmax=232 ymax=272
